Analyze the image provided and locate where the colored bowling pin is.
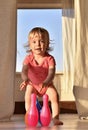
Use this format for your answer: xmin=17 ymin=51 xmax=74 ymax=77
xmin=36 ymin=98 xmax=42 ymax=124
xmin=40 ymin=94 xmax=51 ymax=126
xmin=25 ymin=93 xmax=39 ymax=127
xmin=36 ymin=98 xmax=42 ymax=113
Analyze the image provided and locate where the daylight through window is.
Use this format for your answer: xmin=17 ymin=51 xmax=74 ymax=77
xmin=16 ymin=9 xmax=63 ymax=73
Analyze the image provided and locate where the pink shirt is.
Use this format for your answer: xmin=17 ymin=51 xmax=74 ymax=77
xmin=23 ymin=52 xmax=56 ymax=85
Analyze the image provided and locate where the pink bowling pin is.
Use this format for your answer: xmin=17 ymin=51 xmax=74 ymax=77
xmin=25 ymin=93 xmax=39 ymax=127
xmin=40 ymin=94 xmax=51 ymax=126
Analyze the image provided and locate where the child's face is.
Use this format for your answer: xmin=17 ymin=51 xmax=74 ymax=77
xmin=29 ymin=33 xmax=48 ymax=56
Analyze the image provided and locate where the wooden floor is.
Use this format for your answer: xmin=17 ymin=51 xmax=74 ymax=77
xmin=0 ymin=114 xmax=88 ymax=130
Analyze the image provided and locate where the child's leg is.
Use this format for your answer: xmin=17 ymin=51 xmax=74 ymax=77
xmin=25 ymin=84 xmax=33 ymax=112
xmin=46 ymin=86 xmax=59 ymax=118
xmin=46 ymin=86 xmax=63 ymax=125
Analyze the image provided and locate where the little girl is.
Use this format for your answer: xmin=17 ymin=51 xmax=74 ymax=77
xmin=20 ymin=27 xmax=63 ymax=125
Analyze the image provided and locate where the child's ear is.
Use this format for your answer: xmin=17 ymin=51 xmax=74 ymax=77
xmin=29 ymin=43 xmax=31 ymax=49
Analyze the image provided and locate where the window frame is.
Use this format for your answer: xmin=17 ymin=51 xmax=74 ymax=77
xmin=17 ymin=0 xmax=62 ymax=9
xmin=16 ymin=0 xmax=63 ymax=74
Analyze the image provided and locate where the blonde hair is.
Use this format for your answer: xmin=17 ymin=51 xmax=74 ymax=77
xmin=26 ymin=27 xmax=52 ymax=52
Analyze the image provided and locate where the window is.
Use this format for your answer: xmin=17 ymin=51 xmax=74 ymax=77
xmin=16 ymin=9 xmax=63 ymax=73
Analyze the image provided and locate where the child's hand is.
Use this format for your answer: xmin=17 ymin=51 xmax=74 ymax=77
xmin=37 ymin=83 xmax=48 ymax=96
xmin=39 ymin=83 xmax=47 ymax=92
xmin=20 ymin=81 xmax=28 ymax=91
xmin=30 ymin=83 xmax=48 ymax=96
xmin=39 ymin=84 xmax=45 ymax=92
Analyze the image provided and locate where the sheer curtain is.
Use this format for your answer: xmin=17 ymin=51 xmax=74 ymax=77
xmin=61 ymin=0 xmax=75 ymax=100
xmin=0 ymin=0 xmax=16 ymax=119
xmin=73 ymin=0 xmax=88 ymax=117
xmin=62 ymin=0 xmax=88 ymax=117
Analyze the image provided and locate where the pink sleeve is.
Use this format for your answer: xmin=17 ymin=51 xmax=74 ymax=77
xmin=48 ymin=56 xmax=56 ymax=67
xmin=23 ymin=55 xmax=30 ymax=65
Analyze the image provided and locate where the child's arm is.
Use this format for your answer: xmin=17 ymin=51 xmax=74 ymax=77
xmin=20 ymin=64 xmax=29 ymax=90
xmin=43 ymin=67 xmax=55 ymax=86
xmin=39 ymin=67 xmax=55 ymax=92
xmin=21 ymin=64 xmax=29 ymax=81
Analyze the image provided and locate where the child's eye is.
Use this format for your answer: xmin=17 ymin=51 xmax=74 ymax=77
xmin=33 ymin=41 xmax=36 ymax=44
xmin=40 ymin=40 xmax=44 ymax=43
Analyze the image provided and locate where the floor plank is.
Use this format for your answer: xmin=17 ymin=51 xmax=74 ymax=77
xmin=0 ymin=114 xmax=88 ymax=130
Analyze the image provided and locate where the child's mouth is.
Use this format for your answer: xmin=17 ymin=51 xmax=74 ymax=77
xmin=35 ymin=48 xmax=41 ymax=51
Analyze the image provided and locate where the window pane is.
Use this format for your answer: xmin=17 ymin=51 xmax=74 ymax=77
xmin=16 ymin=9 xmax=63 ymax=73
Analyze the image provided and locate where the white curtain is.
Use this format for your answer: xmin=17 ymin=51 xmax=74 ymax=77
xmin=74 ymin=0 xmax=88 ymax=87
xmin=0 ymin=0 xmax=16 ymax=119
xmin=61 ymin=0 xmax=75 ymax=100
xmin=62 ymin=0 xmax=88 ymax=116
xmin=73 ymin=0 xmax=88 ymax=117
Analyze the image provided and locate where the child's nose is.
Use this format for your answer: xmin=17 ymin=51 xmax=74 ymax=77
xmin=36 ymin=41 xmax=40 ymax=46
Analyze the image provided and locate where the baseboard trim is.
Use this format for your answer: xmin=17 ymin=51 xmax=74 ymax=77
xmin=14 ymin=101 xmax=77 ymax=114
xmin=59 ymin=101 xmax=77 ymax=113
